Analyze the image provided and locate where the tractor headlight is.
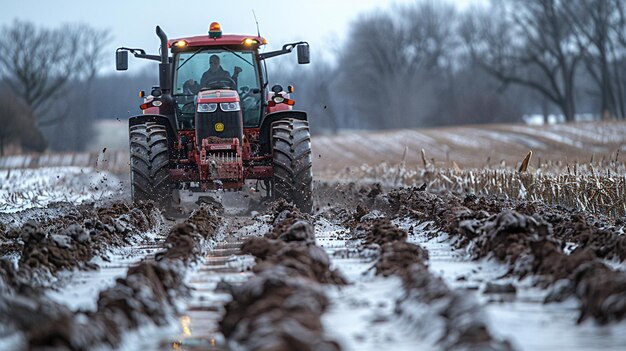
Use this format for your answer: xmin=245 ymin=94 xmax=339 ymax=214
xmin=220 ymin=102 xmax=240 ymax=112
xmin=197 ymin=103 xmax=217 ymax=113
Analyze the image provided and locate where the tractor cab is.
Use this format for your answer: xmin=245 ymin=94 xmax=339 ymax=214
xmin=167 ymin=23 xmax=267 ymax=132
xmin=172 ymin=47 xmax=263 ymax=130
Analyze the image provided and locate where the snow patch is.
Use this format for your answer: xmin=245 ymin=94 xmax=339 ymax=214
xmin=0 ymin=167 xmax=123 ymax=213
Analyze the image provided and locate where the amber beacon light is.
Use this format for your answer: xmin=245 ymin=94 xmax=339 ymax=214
xmin=209 ymin=22 xmax=222 ymax=38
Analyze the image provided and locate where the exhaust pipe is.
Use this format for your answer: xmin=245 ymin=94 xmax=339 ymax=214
xmin=156 ymin=26 xmax=171 ymax=92
xmin=155 ymin=25 xmax=175 ymax=118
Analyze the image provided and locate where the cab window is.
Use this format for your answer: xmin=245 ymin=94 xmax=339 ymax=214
xmin=174 ymin=50 xmax=262 ymax=127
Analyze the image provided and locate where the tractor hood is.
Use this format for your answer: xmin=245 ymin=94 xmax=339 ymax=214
xmin=197 ymin=90 xmax=240 ymax=104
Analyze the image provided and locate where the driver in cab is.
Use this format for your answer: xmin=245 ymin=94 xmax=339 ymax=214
xmin=184 ymin=54 xmax=242 ymax=93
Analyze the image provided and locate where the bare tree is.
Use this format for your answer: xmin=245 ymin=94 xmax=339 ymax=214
xmin=338 ymin=12 xmax=406 ymax=129
xmin=0 ymin=20 xmax=110 ymax=126
xmin=0 ymin=95 xmax=23 ymax=156
xmin=337 ymin=2 xmax=458 ymax=129
xmin=564 ymin=0 xmax=626 ymax=119
xmin=461 ymin=0 xmax=582 ymax=121
xmin=0 ymin=88 xmax=45 ymax=155
xmin=610 ymin=0 xmax=626 ymax=119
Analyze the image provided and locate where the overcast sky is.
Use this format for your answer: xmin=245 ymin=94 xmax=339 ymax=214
xmin=0 ymin=0 xmax=486 ymax=73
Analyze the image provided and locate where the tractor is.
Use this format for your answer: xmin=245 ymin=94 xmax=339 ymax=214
xmin=115 ymin=22 xmax=313 ymax=212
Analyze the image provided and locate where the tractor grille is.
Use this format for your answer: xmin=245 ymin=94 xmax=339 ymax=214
xmin=196 ymin=110 xmax=243 ymax=143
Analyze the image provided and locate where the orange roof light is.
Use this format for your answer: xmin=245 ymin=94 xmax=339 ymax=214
xmin=174 ymin=40 xmax=188 ymax=48
xmin=209 ymin=22 xmax=222 ymax=38
xmin=243 ymin=38 xmax=258 ymax=46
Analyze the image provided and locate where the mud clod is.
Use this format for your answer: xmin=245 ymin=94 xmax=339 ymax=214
xmin=472 ymin=211 xmax=551 ymax=264
xmin=361 ymin=219 xmax=408 ymax=246
xmin=376 ymin=241 xmax=429 ymax=276
xmin=253 ymin=243 xmax=346 ymax=285
xmin=221 ymin=268 xmax=341 ymax=351
xmin=241 ymin=237 xmax=286 ymax=260
xmin=276 ymin=220 xmax=316 ymax=243
xmin=484 ymin=282 xmax=517 ymax=294
xmin=221 ymin=205 xmax=344 ymax=350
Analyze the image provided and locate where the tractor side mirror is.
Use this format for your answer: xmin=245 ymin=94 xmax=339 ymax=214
xmin=297 ymin=44 xmax=310 ymax=64
xmin=116 ymin=50 xmax=128 ymax=71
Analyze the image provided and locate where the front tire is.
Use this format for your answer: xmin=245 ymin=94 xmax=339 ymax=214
xmin=271 ymin=119 xmax=313 ymax=213
xmin=129 ymin=122 xmax=172 ymax=207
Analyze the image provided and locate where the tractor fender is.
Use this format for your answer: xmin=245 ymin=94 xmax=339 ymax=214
xmin=129 ymin=114 xmax=177 ymax=152
xmin=259 ymin=110 xmax=308 ymax=154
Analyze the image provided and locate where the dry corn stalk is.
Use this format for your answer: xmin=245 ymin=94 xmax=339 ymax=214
xmin=452 ymin=161 xmax=461 ymax=172
xmin=518 ymin=151 xmax=532 ymax=172
xmin=421 ymin=148 xmax=428 ymax=168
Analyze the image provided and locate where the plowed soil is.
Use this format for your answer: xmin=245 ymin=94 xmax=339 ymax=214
xmin=1 ymin=177 xmax=625 ymax=350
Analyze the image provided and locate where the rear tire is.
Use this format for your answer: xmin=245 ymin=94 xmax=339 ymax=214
xmin=271 ymin=119 xmax=313 ymax=213
xmin=129 ymin=122 xmax=172 ymax=208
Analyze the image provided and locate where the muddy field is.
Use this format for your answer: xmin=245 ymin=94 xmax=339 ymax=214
xmin=1 ymin=167 xmax=625 ymax=351
xmin=1 ymin=122 xmax=626 ymax=350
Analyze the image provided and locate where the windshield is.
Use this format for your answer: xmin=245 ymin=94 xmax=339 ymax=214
xmin=173 ymin=49 xmax=262 ymax=127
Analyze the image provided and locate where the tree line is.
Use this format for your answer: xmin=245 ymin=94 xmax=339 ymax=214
xmin=276 ymin=0 xmax=626 ymax=133
xmin=2 ymin=0 xmax=625 ymax=153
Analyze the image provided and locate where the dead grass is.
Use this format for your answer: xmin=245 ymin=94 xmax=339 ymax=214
xmin=340 ymin=157 xmax=626 ymax=220
xmin=312 ymin=122 xmax=626 ymax=219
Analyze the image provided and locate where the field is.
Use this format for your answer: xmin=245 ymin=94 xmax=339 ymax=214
xmin=1 ymin=121 xmax=625 ymax=351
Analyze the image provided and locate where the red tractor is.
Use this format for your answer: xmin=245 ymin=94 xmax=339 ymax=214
xmin=116 ymin=23 xmax=313 ymax=212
